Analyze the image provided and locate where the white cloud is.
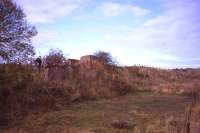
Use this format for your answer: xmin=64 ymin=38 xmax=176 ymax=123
xmin=100 ymin=2 xmax=150 ymax=17
xmin=15 ymin=0 xmax=90 ymax=23
xmin=33 ymin=30 xmax=58 ymax=47
xmin=105 ymin=0 xmax=200 ymax=68
xmin=14 ymin=0 xmax=200 ymax=68
xmin=32 ymin=29 xmax=59 ymax=55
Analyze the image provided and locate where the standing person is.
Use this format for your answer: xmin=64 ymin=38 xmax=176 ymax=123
xmin=35 ymin=56 xmax=42 ymax=71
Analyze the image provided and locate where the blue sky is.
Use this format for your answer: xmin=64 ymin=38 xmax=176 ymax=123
xmin=15 ymin=0 xmax=200 ymax=68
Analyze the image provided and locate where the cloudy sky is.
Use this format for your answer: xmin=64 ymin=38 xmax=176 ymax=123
xmin=15 ymin=0 xmax=200 ymax=68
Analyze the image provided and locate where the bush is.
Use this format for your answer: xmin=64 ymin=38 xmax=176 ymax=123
xmin=45 ymin=49 xmax=66 ymax=66
xmin=0 ymin=64 xmax=34 ymax=125
xmin=93 ymin=50 xmax=117 ymax=66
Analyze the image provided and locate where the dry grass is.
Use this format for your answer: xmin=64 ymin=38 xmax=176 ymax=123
xmin=4 ymin=92 xmax=192 ymax=133
xmin=0 ymin=63 xmax=133 ymax=127
xmin=1 ymin=63 xmax=200 ymax=132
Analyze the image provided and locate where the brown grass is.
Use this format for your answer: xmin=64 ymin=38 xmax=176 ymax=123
xmin=3 ymin=92 xmax=191 ymax=133
xmin=1 ymin=63 xmax=200 ymax=132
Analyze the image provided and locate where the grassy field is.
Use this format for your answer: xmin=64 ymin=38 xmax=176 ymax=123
xmin=4 ymin=91 xmax=191 ymax=133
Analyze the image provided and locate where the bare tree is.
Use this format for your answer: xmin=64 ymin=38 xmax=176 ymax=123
xmin=45 ymin=49 xmax=67 ymax=66
xmin=94 ymin=50 xmax=117 ymax=66
xmin=0 ymin=0 xmax=37 ymax=63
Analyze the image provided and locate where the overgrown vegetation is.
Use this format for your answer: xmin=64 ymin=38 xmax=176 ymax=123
xmin=93 ymin=50 xmax=117 ymax=66
xmin=45 ymin=49 xmax=67 ymax=66
xmin=1 ymin=60 xmax=200 ymax=130
xmin=0 ymin=60 xmax=129 ymax=127
xmin=1 ymin=50 xmax=200 ymax=132
xmin=3 ymin=92 xmax=196 ymax=133
xmin=1 ymin=1 xmax=200 ymax=132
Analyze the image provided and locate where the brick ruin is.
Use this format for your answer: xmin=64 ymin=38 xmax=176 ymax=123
xmin=47 ymin=55 xmax=101 ymax=80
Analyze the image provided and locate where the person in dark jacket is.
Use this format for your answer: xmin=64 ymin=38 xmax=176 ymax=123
xmin=35 ymin=56 xmax=42 ymax=71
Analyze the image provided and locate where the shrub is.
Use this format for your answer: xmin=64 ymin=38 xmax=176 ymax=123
xmin=93 ymin=50 xmax=117 ymax=66
xmin=45 ymin=49 xmax=67 ymax=66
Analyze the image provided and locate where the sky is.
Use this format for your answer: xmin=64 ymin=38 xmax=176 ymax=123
xmin=14 ymin=0 xmax=200 ymax=68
